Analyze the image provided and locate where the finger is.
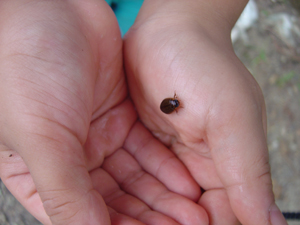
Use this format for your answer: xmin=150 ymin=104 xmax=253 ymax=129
xmin=91 ymin=168 xmax=179 ymax=225
xmin=0 ymin=142 xmax=110 ymax=225
xmin=108 ymin=207 xmax=145 ymax=225
xmin=198 ymin=189 xmax=239 ymax=225
xmin=172 ymin=143 xmax=223 ymax=190
xmin=84 ymin=99 xmax=137 ymax=171
xmin=102 ymin=149 xmax=209 ymax=224
xmin=124 ymin=122 xmax=200 ymax=201
xmin=8 ymin=132 xmax=110 ymax=224
xmin=0 ymin=146 xmax=50 ymax=224
xmin=207 ymin=91 xmax=287 ymax=224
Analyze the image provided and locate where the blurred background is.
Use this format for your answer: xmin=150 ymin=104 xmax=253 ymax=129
xmin=233 ymin=1 xmax=300 ymax=224
xmin=1 ymin=0 xmax=299 ymax=224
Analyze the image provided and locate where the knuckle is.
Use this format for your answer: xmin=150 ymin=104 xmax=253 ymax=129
xmin=41 ymin=189 xmax=83 ymax=224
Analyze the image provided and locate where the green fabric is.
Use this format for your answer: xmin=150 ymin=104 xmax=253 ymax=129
xmin=106 ymin=0 xmax=144 ymax=36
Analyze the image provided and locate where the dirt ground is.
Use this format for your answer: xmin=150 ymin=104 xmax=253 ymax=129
xmin=0 ymin=0 xmax=299 ymax=224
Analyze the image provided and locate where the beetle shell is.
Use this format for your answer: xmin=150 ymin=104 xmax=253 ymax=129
xmin=160 ymin=94 xmax=180 ymax=114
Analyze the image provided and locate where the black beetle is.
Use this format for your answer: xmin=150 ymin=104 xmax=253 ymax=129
xmin=160 ymin=93 xmax=181 ymax=114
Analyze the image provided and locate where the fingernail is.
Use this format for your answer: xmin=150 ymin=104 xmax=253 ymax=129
xmin=269 ymin=204 xmax=288 ymax=225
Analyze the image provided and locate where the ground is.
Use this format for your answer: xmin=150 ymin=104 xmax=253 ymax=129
xmin=0 ymin=0 xmax=299 ymax=224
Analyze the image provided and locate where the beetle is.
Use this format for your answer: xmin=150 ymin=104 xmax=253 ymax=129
xmin=160 ymin=93 xmax=181 ymax=114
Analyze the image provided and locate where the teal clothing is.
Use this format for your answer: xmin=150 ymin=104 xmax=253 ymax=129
xmin=105 ymin=0 xmax=144 ymax=36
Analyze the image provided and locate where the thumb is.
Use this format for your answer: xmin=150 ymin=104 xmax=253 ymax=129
xmin=6 ymin=121 xmax=111 ymax=225
xmin=208 ymin=94 xmax=287 ymax=225
xmin=8 ymin=122 xmax=110 ymax=225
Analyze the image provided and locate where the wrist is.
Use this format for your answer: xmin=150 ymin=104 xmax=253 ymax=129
xmin=134 ymin=0 xmax=248 ymax=39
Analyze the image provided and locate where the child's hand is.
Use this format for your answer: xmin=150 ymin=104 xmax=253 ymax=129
xmin=124 ymin=0 xmax=286 ymax=224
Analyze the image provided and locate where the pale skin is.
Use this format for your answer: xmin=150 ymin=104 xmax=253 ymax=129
xmin=0 ymin=0 xmax=287 ymax=225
